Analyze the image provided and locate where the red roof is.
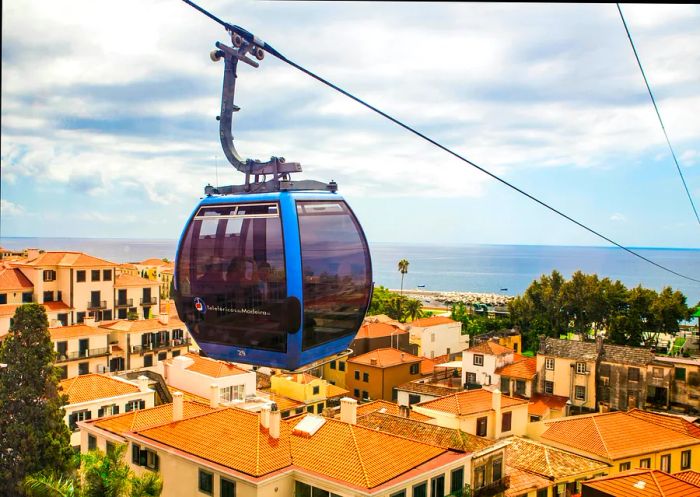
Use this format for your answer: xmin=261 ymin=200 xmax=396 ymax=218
xmin=409 ymin=316 xmax=458 ymax=327
xmin=496 ymin=357 xmax=537 ymax=379
xmin=416 ymin=389 xmax=528 ymax=416
xmin=528 ymin=394 xmax=569 ymax=417
xmin=0 ymin=267 xmax=33 ymax=290
xmin=354 ymin=322 xmax=407 ymax=340
xmin=349 ymin=348 xmax=422 ymax=368
xmin=467 ymin=340 xmax=514 ymax=356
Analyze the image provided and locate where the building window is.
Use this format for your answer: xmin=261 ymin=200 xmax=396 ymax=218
xmin=410 ymin=363 xmax=419 ymax=375
xmin=675 ymin=368 xmax=686 ymax=382
xmin=306 ymin=405 xmax=314 ymax=413
xmin=158 ymin=352 xmax=166 ymax=361
xmin=43 ymin=270 xmax=56 ymax=282
xmin=98 ymin=404 xmax=119 ymax=417
xmin=500 ymin=377 xmax=510 ymax=394
xmin=125 ymin=400 xmax=146 ymax=412
xmin=681 ymin=450 xmax=691 ymax=470
xmin=450 ymin=467 xmax=464 ymax=493
xmin=412 ymin=482 xmax=427 ymax=497
xmin=354 ymin=370 xmax=360 ymax=380
xmin=515 ymin=380 xmax=526 ymax=395
xmin=390 ymin=492 xmax=406 ymax=497
xmin=69 ymin=410 xmax=91 ymax=431
xmin=78 ymin=362 xmax=89 ymax=375
xmin=117 ymin=308 xmax=127 ymax=319
xmin=466 ymin=372 xmax=477 ymax=384
xmin=313 ymin=385 xmax=320 ymax=395
xmin=474 ymin=465 xmax=485 ymax=489
xmin=619 ymin=462 xmax=631 ymax=471
xmin=473 ymin=354 xmax=484 ymax=366
xmin=430 ymin=475 xmax=445 ymax=497
xmin=354 ymin=389 xmax=360 ymax=398
xmin=103 ymin=269 xmax=112 ymax=281
xmin=409 ymin=394 xmax=421 ymax=405
xmin=493 ymin=458 xmax=503 ymax=481
xmin=362 ymin=390 xmax=369 ymax=400
xmin=530 ymin=415 xmax=541 ymax=422
xmin=22 ymin=291 xmax=33 ymax=303
xmin=476 ymin=417 xmax=487 ymax=437
xmin=88 ymin=434 xmax=97 ymax=451
xmin=660 ymin=454 xmax=671 ymax=473
xmin=91 ymin=270 xmax=100 ymax=282
xmin=363 ymin=373 xmax=369 ymax=382
xmin=545 ymin=357 xmax=554 ymax=370
xmin=198 ymin=469 xmax=213 ymax=495
xmin=640 ymin=458 xmax=651 ymax=468
xmin=575 ymin=385 xmax=586 ymax=401
xmin=221 ymin=478 xmax=236 ymax=497
xmin=220 ymin=385 xmax=244 ymax=403
xmin=77 ymin=312 xmax=86 ymax=324
xmin=0 ymin=294 xmax=6 ymax=305
xmin=144 ymin=354 xmax=153 ymax=367
xmin=544 ymin=381 xmax=554 ymax=394
xmin=537 ymin=489 xmax=548 ymax=497
xmin=576 ymin=362 xmax=587 ymax=374
xmin=43 ymin=291 xmax=54 ymax=302
xmin=628 ymin=367 xmax=640 ymax=382
xmin=76 ymin=270 xmax=86 ymax=282
xmin=339 ymin=361 xmax=346 ymax=372
xmin=330 ymin=360 xmax=336 ymax=370
xmin=502 ymin=411 xmax=512 ymax=432
xmin=392 ymin=387 xmax=398 ymax=401
xmin=172 ymin=350 xmax=180 ymax=358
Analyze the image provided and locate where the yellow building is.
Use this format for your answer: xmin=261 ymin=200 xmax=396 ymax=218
xmin=268 ymin=372 xmax=348 ymax=417
xmin=528 ymin=411 xmax=700 ymax=476
xmin=51 ymin=323 xmax=111 ymax=378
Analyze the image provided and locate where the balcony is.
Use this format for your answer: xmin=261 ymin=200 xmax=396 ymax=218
xmin=131 ymin=338 xmax=191 ymax=354
xmin=55 ymin=347 xmax=109 ymax=363
xmin=473 ymin=477 xmax=510 ymax=497
xmin=87 ymin=300 xmax=107 ymax=310
xmin=115 ymin=298 xmax=133 ymax=308
xmin=140 ymin=297 xmax=157 ymax=306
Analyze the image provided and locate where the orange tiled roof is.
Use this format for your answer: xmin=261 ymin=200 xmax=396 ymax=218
xmin=166 ymin=386 xmax=210 ymax=405
xmin=420 ymin=358 xmax=436 ymax=375
xmin=326 ymin=383 xmax=350 ymax=398
xmin=92 ymin=400 xmax=216 ymax=435
xmin=114 ymin=274 xmax=159 ymax=288
xmin=50 ymin=324 xmax=110 ymax=340
xmin=139 ymin=258 xmax=170 ymax=266
xmin=675 ymin=471 xmax=700 ymax=487
xmin=21 ymin=251 xmax=117 ymax=267
xmin=43 ymin=301 xmax=73 ymax=312
xmin=120 ymin=263 xmax=138 ymax=270
xmin=0 ymin=267 xmax=33 ymax=290
xmin=0 ymin=302 xmax=73 ymax=319
xmin=354 ymin=321 xmax=407 ymax=339
xmin=467 ymin=340 xmax=514 ymax=356
xmin=506 ymin=467 xmax=551 ymax=497
xmin=409 ymin=316 xmax=457 ymax=327
xmin=541 ymin=411 xmax=700 ymax=460
xmin=348 ymin=348 xmax=422 ymax=368
xmin=626 ymin=409 xmax=700 ymax=439
xmin=528 ymin=394 xmax=569 ymax=417
xmin=506 ymin=436 xmax=608 ymax=480
xmin=263 ymin=392 xmax=305 ymax=412
xmin=496 ymin=357 xmax=537 ymax=379
xmin=164 ymin=352 xmax=249 ymax=377
xmin=99 ymin=317 xmax=185 ymax=333
xmin=356 ymin=400 xmax=434 ymax=421
xmin=416 ymin=389 xmax=528 ymax=416
xmin=59 ymin=374 xmax=142 ymax=404
xmin=583 ymin=469 xmax=700 ymax=497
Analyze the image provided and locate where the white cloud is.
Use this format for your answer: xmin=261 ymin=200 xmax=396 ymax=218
xmin=610 ymin=213 xmax=627 ymax=222
xmin=1 ymin=199 xmax=25 ymax=216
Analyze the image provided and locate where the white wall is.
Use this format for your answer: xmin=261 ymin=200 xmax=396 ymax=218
xmin=410 ymin=322 xmax=467 ymax=359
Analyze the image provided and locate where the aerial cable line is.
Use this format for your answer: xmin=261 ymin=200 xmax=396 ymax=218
xmin=181 ymin=0 xmax=700 ymax=284
xmin=616 ymin=3 xmax=700 ymax=226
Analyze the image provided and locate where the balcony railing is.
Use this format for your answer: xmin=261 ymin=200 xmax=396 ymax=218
xmin=131 ymin=338 xmax=191 ymax=354
xmin=115 ymin=298 xmax=133 ymax=308
xmin=87 ymin=300 xmax=107 ymax=310
xmin=140 ymin=297 xmax=157 ymax=305
xmin=473 ymin=477 xmax=509 ymax=497
xmin=55 ymin=347 xmax=109 ymax=363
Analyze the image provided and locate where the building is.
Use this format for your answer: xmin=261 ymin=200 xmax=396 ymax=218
xmin=355 ymin=399 xmax=436 ymax=422
xmin=397 ymin=368 xmax=463 ymax=407
xmin=581 ymin=469 xmax=700 ymax=497
xmin=407 ymin=316 xmax=467 ymax=359
xmin=51 ymin=322 xmax=111 ymax=378
xmin=413 ymin=389 xmax=530 ymax=440
xmin=496 ymin=355 xmax=537 ymax=398
xmin=113 ymin=273 xmax=161 ymax=320
xmin=625 ymin=408 xmax=700 ymax=439
xmin=99 ymin=314 xmax=192 ymax=371
xmin=596 ymin=343 xmax=655 ymax=412
xmin=527 ymin=394 xmax=569 ymax=423
xmin=130 ymin=258 xmax=175 ymax=299
xmin=528 ymin=411 xmax=700 ymax=475
xmin=266 ymin=372 xmax=349 ymax=417
xmin=654 ymin=356 xmax=700 ymax=413
xmin=471 ymin=328 xmax=523 ymax=355
xmin=462 ymin=340 xmax=517 ymax=389
xmin=505 ymin=436 xmax=609 ymax=497
xmin=59 ymin=373 xmax=155 ymax=447
xmin=82 ymin=397 xmax=475 ymax=497
xmin=346 ymin=348 xmax=426 ymax=402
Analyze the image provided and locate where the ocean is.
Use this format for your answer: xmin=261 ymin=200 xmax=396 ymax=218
xmin=1 ymin=237 xmax=698 ymax=303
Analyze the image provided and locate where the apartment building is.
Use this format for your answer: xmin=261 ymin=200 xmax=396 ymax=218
xmin=60 ymin=374 xmax=155 ymax=447
xmin=266 ymin=373 xmax=349 ymax=417
xmin=495 ymin=355 xmax=537 ymax=398
xmin=654 ymin=356 xmax=700 ymax=411
xmin=596 ymin=343 xmax=655 ymax=412
xmin=413 ymin=389 xmax=530 ymax=440
xmin=346 ymin=348 xmax=427 ymax=402
xmin=581 ymin=469 xmax=700 ymax=497
xmin=131 ymin=258 xmax=174 ymax=299
xmin=52 ymin=322 xmax=111 ymax=378
xmin=113 ymin=273 xmax=161 ymax=320
xmin=527 ymin=411 xmax=700 ymax=476
xmin=462 ymin=340 xmax=517 ymax=388
xmin=408 ymin=316 xmax=467 ymax=359
xmin=471 ymin=328 xmax=523 ymax=355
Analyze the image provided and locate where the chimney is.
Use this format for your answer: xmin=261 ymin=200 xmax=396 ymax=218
xmin=260 ymin=404 xmax=271 ymax=430
xmin=399 ymin=404 xmax=410 ymax=418
xmin=340 ymin=397 xmax=357 ymax=425
xmin=84 ymin=316 xmax=97 ymax=328
xmin=210 ymin=383 xmax=220 ymax=408
xmin=493 ymin=389 xmax=502 ymax=439
xmin=269 ymin=404 xmax=281 ymax=439
xmin=596 ymin=335 xmax=604 ymax=354
xmin=370 ymin=358 xmax=378 ymax=366
xmin=158 ymin=312 xmax=169 ymax=325
xmin=538 ymin=335 xmax=547 ymax=354
xmin=401 ymin=353 xmax=405 ymax=362
xmin=26 ymin=248 xmax=40 ymax=261
xmin=137 ymin=375 xmax=150 ymax=392
xmin=172 ymin=391 xmax=183 ymax=421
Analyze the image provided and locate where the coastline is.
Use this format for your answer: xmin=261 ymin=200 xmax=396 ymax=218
xmin=393 ymin=289 xmax=513 ymax=308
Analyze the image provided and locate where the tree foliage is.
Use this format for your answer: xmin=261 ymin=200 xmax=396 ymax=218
xmin=508 ymin=270 xmax=691 ymax=350
xmin=368 ymin=285 xmax=423 ymax=323
xmin=450 ymin=303 xmax=511 ymax=341
xmin=0 ymin=304 xmax=74 ymax=497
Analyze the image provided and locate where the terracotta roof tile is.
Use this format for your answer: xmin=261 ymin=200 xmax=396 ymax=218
xmin=92 ymin=400 xmax=216 ymax=435
xmin=99 ymin=317 xmax=185 ymax=333
xmin=59 ymin=374 xmax=142 ymax=404
xmin=409 ymin=316 xmax=458 ymax=327
xmin=356 ymin=411 xmax=495 ymax=453
xmin=139 ymin=258 xmax=170 ymax=266
xmin=583 ymin=469 xmax=700 ymax=497
xmin=21 ymin=252 xmax=117 ymax=267
xmin=467 ymin=340 xmax=514 ymax=356
xmin=541 ymin=412 xmax=700 ymax=460
xmin=506 ymin=437 xmax=608 ymax=479
xmin=0 ymin=267 xmax=33 ymax=290
xmin=505 ymin=467 xmax=551 ymax=497
xmin=354 ymin=322 xmax=407 ymax=339
xmin=50 ymin=324 xmax=110 ymax=340
xmin=675 ymin=471 xmax=700 ymax=487
xmin=416 ymin=389 xmax=528 ymax=416
xmin=356 ymin=400 xmax=433 ymax=421
xmin=114 ymin=274 xmax=159 ymax=288
xmin=496 ymin=357 xmax=537 ymax=379
xmin=528 ymin=394 xmax=569 ymax=417
xmin=626 ymin=409 xmax=700 ymax=439
xmin=348 ymin=348 xmax=422 ymax=368
xmin=420 ymin=358 xmax=436 ymax=375
xmin=0 ymin=302 xmax=75 ymax=319
xmin=163 ymin=353 xmax=249 ymax=377
xmin=397 ymin=379 xmax=459 ymax=398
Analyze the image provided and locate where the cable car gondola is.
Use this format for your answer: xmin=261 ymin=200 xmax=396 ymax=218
xmin=174 ymin=29 xmax=372 ymax=371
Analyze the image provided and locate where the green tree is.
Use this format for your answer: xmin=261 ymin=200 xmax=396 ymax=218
xmin=367 ymin=285 xmax=422 ymax=323
xmin=651 ymin=286 xmax=690 ymax=336
xmin=404 ymin=299 xmax=423 ymax=322
xmin=0 ymin=304 xmax=74 ymax=497
xmin=397 ymin=259 xmax=409 ymax=295
xmin=608 ymin=285 xmax=658 ymax=346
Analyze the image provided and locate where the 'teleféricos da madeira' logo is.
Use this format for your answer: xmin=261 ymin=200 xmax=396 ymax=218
xmin=194 ymin=297 xmax=207 ymax=314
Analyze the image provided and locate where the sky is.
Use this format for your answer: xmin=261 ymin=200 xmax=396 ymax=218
xmin=2 ymin=1 xmax=700 ymax=248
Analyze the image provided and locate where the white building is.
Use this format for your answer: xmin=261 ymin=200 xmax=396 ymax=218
xmin=408 ymin=316 xmax=468 ymax=359
xmin=461 ymin=340 xmax=515 ymax=388
xmin=59 ymin=374 xmax=155 ymax=447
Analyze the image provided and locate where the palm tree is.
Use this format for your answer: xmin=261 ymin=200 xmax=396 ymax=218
xmin=24 ymin=473 xmax=79 ymax=497
xmin=398 ymin=259 xmax=410 ymax=295
xmin=405 ymin=299 xmax=423 ymax=322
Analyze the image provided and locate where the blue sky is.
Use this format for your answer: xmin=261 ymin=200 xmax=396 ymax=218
xmin=2 ymin=1 xmax=699 ymax=248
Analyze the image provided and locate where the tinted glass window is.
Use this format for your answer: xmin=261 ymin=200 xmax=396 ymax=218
xmin=297 ymin=201 xmax=371 ymax=350
xmin=176 ymin=203 xmax=288 ymax=352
